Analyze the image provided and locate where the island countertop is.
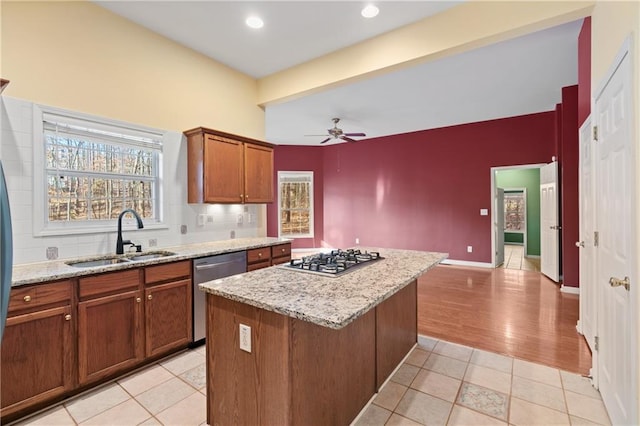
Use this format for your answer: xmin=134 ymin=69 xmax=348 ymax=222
xmin=199 ymin=248 xmax=447 ymax=329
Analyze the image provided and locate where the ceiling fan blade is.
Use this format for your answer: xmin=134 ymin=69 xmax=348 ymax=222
xmin=340 ymin=136 xmax=357 ymax=143
xmin=344 ymin=133 xmax=366 ymax=137
xmin=305 ymin=134 xmax=330 ymax=137
xmin=319 ymin=137 xmax=331 ymax=144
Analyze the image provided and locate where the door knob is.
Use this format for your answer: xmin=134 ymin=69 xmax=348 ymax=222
xmin=575 ymin=241 xmax=585 ymax=248
xmin=550 ymin=225 xmax=562 ymax=230
xmin=609 ymin=276 xmax=630 ymax=291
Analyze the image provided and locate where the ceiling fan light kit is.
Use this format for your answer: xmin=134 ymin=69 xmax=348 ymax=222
xmin=306 ymin=118 xmax=367 ymax=144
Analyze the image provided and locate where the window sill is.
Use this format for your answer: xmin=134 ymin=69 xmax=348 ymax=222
xmin=34 ymin=222 xmax=169 ymax=238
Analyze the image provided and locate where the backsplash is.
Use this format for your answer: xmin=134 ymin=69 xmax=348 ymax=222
xmin=0 ymin=96 xmax=266 ymax=265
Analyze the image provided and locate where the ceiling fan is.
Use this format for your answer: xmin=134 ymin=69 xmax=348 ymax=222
xmin=306 ymin=118 xmax=366 ymax=144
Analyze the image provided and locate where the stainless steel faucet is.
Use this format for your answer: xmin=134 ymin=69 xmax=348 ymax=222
xmin=116 ymin=209 xmax=144 ymax=254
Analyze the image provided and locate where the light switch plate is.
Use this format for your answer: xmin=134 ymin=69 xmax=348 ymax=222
xmin=480 ymin=209 xmax=488 ymax=216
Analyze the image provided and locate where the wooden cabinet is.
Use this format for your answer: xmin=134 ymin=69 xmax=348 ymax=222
xmin=271 ymin=243 xmax=292 ymax=265
xmin=247 ymin=243 xmax=292 ymax=270
xmin=1 ymin=280 xmax=74 ymax=421
xmin=77 ymin=269 xmax=143 ymax=385
xmin=144 ymin=261 xmax=192 ymax=357
xmin=185 ymin=127 xmax=274 ymax=204
xmin=247 ymin=246 xmax=271 ymax=271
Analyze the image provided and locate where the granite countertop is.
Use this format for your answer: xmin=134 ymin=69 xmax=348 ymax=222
xmin=200 ymin=248 xmax=447 ymax=329
xmin=11 ymin=237 xmax=291 ymax=287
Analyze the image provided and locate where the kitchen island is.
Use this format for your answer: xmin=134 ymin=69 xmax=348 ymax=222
xmin=200 ymin=248 xmax=446 ymax=426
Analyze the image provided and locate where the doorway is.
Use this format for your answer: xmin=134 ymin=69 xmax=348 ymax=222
xmin=491 ymin=164 xmax=545 ymax=270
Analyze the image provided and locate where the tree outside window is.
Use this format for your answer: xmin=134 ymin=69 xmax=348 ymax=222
xmin=278 ymin=172 xmax=313 ymax=237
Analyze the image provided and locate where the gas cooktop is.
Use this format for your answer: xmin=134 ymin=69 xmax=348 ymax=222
xmin=282 ymin=249 xmax=383 ymax=277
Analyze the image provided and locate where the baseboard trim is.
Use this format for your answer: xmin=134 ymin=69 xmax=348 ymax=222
xmin=561 ymin=285 xmax=580 ymax=295
xmin=440 ymin=259 xmax=493 ymax=268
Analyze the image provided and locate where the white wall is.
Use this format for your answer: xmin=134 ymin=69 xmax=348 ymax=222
xmin=1 ymin=96 xmax=266 ymax=265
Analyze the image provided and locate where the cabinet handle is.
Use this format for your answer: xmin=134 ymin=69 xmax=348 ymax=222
xmin=281 ymin=248 xmax=286 ymax=253
xmin=23 ymin=295 xmax=32 ymax=302
xmin=136 ymin=297 xmax=141 ymax=303
xmin=148 ymin=294 xmax=153 ymax=300
xmin=258 ymin=252 xmax=262 ymax=257
xmin=65 ymin=314 xmax=71 ymax=321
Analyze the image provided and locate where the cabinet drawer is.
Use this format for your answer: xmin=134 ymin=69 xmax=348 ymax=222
xmin=247 ymin=247 xmax=271 ymax=264
xmin=271 ymin=244 xmax=291 ymax=259
xmin=271 ymin=255 xmax=291 ymax=266
xmin=145 ymin=260 xmax=191 ymax=285
xmin=8 ymin=280 xmax=72 ymax=314
xmin=247 ymin=260 xmax=271 ymax=272
xmin=79 ymin=269 xmax=140 ymax=300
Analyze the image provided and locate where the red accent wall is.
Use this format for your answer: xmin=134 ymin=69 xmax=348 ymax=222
xmin=271 ymin=112 xmax=557 ymax=263
xmin=560 ymin=85 xmax=579 ymax=287
xmin=267 ymin=146 xmax=325 ymax=249
xmin=578 ymin=17 xmax=592 ymax=127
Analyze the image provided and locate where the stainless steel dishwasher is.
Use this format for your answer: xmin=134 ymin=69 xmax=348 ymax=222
xmin=192 ymin=251 xmax=247 ymax=344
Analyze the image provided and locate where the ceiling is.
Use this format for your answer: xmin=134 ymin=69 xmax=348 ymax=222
xmin=95 ymin=1 xmax=581 ymax=146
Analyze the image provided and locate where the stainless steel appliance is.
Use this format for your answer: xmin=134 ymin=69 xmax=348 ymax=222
xmin=192 ymin=251 xmax=247 ymax=343
xmin=283 ymin=249 xmax=383 ymax=277
xmin=0 ymin=161 xmax=13 ymax=341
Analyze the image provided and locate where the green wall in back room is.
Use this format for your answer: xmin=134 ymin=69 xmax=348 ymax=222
xmin=496 ymin=168 xmax=541 ymax=256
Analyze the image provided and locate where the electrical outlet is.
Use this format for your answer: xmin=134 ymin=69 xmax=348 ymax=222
xmin=237 ymin=214 xmax=243 ymax=225
xmin=467 ymin=246 xmax=473 ymax=253
xmin=46 ymin=247 xmax=58 ymax=260
xmin=180 ymin=225 xmax=187 ymax=235
xmin=355 ymin=237 xmax=360 ymax=244
xmin=230 ymin=230 xmax=236 ymax=239
xmin=197 ymin=214 xmax=205 ymax=226
xmin=148 ymin=238 xmax=157 ymax=247
xmin=207 ymin=215 xmax=214 ymax=223
xmin=239 ymin=324 xmax=251 ymax=353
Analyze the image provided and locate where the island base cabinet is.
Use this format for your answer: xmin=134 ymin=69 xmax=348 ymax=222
xmin=78 ymin=291 xmax=144 ymax=385
xmin=1 ymin=306 xmax=74 ymax=420
xmin=206 ymin=296 xmax=384 ymax=426
xmin=376 ymin=280 xmax=418 ymax=387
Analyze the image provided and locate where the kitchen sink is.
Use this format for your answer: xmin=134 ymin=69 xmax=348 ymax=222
xmin=66 ymin=257 xmax=131 ymax=268
xmin=126 ymin=251 xmax=176 ymax=262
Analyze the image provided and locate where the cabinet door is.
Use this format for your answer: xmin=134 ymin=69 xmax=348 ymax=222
xmin=204 ymin=134 xmax=244 ymax=203
xmin=78 ymin=290 xmax=143 ymax=385
xmin=244 ymin=143 xmax=273 ymax=203
xmin=1 ymin=306 xmax=73 ymax=416
xmin=145 ymin=279 xmax=192 ymax=357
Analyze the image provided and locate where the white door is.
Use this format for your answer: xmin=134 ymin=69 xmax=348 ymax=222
xmin=578 ymin=116 xmax=597 ymax=374
xmin=594 ymin=41 xmax=637 ymax=426
xmin=495 ymin=187 xmax=505 ymax=267
xmin=540 ymin=162 xmax=560 ymax=282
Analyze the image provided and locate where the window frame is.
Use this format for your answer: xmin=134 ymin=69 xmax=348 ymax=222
xmin=33 ymin=104 xmax=167 ymax=237
xmin=277 ymin=171 xmax=314 ymax=239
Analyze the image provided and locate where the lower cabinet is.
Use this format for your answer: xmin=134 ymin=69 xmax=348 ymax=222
xmin=144 ymin=261 xmax=192 ymax=357
xmin=1 ymin=280 xmax=74 ymax=420
xmin=77 ymin=268 xmax=144 ymax=385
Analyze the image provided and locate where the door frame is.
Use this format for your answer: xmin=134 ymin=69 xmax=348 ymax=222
xmin=491 ymin=164 xmax=546 ymax=268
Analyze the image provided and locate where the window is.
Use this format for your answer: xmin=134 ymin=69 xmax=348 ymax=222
xmin=278 ymin=171 xmax=313 ymax=238
xmin=504 ymin=189 xmax=526 ymax=232
xmin=35 ymin=106 xmax=164 ymax=235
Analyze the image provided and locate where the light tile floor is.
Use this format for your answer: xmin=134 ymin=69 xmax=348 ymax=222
xmin=12 ymin=336 xmax=610 ymax=426
xmin=355 ymin=336 xmax=611 ymax=426
xmin=500 ymin=244 xmax=541 ymax=272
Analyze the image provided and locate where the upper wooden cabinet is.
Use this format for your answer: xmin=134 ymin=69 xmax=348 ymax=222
xmin=185 ymin=127 xmax=274 ymax=204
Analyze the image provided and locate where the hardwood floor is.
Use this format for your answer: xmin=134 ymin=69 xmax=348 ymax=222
xmin=418 ymin=265 xmax=592 ymax=375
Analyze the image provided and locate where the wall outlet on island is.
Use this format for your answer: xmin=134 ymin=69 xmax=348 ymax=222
xmin=355 ymin=237 xmax=360 ymax=245
xmin=239 ymin=324 xmax=251 ymax=353
xmin=467 ymin=246 xmax=473 ymax=253
xmin=148 ymin=239 xmax=157 ymax=247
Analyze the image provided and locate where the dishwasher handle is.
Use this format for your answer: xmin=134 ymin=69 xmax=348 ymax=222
xmin=194 ymin=260 xmax=243 ymax=271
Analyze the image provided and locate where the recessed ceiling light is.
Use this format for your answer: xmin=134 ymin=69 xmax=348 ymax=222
xmin=245 ymin=16 xmax=264 ymax=29
xmin=361 ymin=4 xmax=379 ymax=18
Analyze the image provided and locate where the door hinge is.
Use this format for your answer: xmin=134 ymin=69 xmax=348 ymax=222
xmin=594 ymin=336 xmax=599 ymax=352
xmin=594 ymin=231 xmax=599 ymax=247
xmin=593 ymin=125 xmax=598 ymax=141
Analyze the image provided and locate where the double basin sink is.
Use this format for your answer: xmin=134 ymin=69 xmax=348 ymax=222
xmin=66 ymin=251 xmax=176 ymax=268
